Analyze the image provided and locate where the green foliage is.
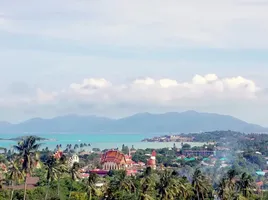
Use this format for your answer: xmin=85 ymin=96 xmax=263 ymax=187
xmin=132 ymin=150 xmax=148 ymax=163
xmin=121 ymin=144 xmax=130 ymax=155
xmin=69 ymin=192 xmax=87 ymax=200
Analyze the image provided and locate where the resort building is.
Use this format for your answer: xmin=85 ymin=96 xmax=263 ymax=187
xmin=181 ymin=150 xmax=215 ymax=157
xmin=101 ymin=150 xmax=127 ymax=170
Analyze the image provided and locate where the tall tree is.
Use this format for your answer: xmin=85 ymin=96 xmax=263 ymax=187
xmin=105 ymin=170 xmax=136 ymax=199
xmin=7 ymin=160 xmax=24 ymax=200
xmin=69 ymin=162 xmax=81 ymax=198
xmin=217 ymin=169 xmax=238 ymax=200
xmin=44 ymin=155 xmax=68 ymax=199
xmin=156 ymin=170 xmax=190 ymax=200
xmin=13 ymin=136 xmax=41 ymax=200
xmin=87 ymin=173 xmax=101 ymax=200
xmin=139 ymin=167 xmax=156 ymax=200
xmin=192 ymin=169 xmax=212 ymax=200
xmin=237 ymin=172 xmax=255 ymax=198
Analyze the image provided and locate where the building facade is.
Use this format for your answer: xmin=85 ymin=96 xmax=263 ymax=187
xmin=101 ymin=150 xmax=127 ymax=170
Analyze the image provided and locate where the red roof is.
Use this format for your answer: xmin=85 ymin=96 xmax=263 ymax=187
xmin=54 ymin=150 xmax=63 ymax=159
xmin=101 ymin=150 xmax=126 ymax=164
xmin=3 ymin=177 xmax=39 ymax=190
xmin=152 ymin=150 xmax=156 ymax=157
xmin=256 ymin=181 xmax=264 ymax=187
xmin=89 ymin=169 xmax=109 ymax=175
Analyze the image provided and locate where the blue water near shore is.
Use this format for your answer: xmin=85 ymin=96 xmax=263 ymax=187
xmin=0 ymin=133 xmax=204 ymax=150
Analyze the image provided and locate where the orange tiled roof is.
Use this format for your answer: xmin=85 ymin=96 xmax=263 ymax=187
xmin=101 ymin=150 xmax=126 ymax=164
xmin=256 ymin=181 xmax=264 ymax=187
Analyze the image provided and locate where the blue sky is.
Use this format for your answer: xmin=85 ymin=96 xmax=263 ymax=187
xmin=1 ymin=0 xmax=268 ymax=125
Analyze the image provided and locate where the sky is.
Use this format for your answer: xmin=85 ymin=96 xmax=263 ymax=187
xmin=1 ymin=0 xmax=268 ymax=125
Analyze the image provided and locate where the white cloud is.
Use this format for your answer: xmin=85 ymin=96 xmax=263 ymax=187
xmin=0 ymin=74 xmax=262 ymax=110
xmin=1 ymin=0 xmax=268 ymax=48
xmin=0 ymin=73 xmax=267 ymax=124
xmin=70 ymin=78 xmax=111 ymax=92
xmin=34 ymin=74 xmax=262 ymax=106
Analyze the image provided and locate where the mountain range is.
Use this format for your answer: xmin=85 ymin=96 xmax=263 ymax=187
xmin=0 ymin=111 xmax=267 ymax=134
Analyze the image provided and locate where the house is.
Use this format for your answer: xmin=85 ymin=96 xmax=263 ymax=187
xmin=3 ymin=177 xmax=39 ymax=190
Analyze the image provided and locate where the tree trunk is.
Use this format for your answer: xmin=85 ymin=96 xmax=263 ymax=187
xmin=10 ymin=181 xmax=14 ymax=200
xmin=197 ymin=189 xmax=200 ymax=200
xmin=57 ymin=179 xmax=60 ymax=197
xmin=88 ymin=189 xmax=92 ymax=200
xmin=45 ymin=181 xmax=50 ymax=200
xmin=23 ymin=177 xmax=27 ymax=200
xmin=69 ymin=180 xmax=75 ymax=199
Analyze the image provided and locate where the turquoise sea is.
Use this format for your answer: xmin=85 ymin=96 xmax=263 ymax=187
xmin=0 ymin=133 xmax=204 ymax=150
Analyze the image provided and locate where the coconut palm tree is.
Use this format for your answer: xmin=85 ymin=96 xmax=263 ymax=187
xmin=139 ymin=167 xmax=156 ymax=200
xmin=87 ymin=173 xmax=102 ymax=200
xmin=13 ymin=136 xmax=41 ymax=200
xmin=70 ymin=162 xmax=80 ymax=181
xmin=237 ymin=173 xmax=255 ymax=198
xmin=7 ymin=160 xmax=24 ymax=200
xmin=44 ymin=155 xmax=68 ymax=200
xmin=192 ymin=169 xmax=212 ymax=200
xmin=69 ymin=162 xmax=81 ymax=199
xmin=217 ymin=169 xmax=239 ymax=200
xmin=105 ymin=170 xmax=136 ymax=199
xmin=156 ymin=170 xmax=189 ymax=200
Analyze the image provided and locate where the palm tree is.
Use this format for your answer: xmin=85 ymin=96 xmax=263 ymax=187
xmin=139 ymin=167 xmax=156 ymax=200
xmin=217 ymin=169 xmax=238 ymax=200
xmin=70 ymin=162 xmax=80 ymax=181
xmin=105 ymin=170 xmax=136 ymax=199
xmin=44 ymin=155 xmax=68 ymax=200
xmin=7 ymin=160 xmax=24 ymax=200
xmin=237 ymin=173 xmax=255 ymax=198
xmin=156 ymin=170 xmax=188 ymax=200
xmin=13 ymin=136 xmax=41 ymax=200
xmin=87 ymin=173 xmax=102 ymax=200
xmin=80 ymin=143 xmax=84 ymax=149
xmin=192 ymin=169 xmax=212 ymax=200
xmin=69 ymin=162 xmax=81 ymax=198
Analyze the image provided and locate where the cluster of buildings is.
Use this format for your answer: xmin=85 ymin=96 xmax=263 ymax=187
xmin=81 ymin=149 xmax=157 ymax=177
xmin=142 ymin=135 xmax=193 ymax=142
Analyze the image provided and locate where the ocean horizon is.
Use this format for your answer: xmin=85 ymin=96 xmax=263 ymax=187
xmin=0 ymin=132 xmax=204 ymax=150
